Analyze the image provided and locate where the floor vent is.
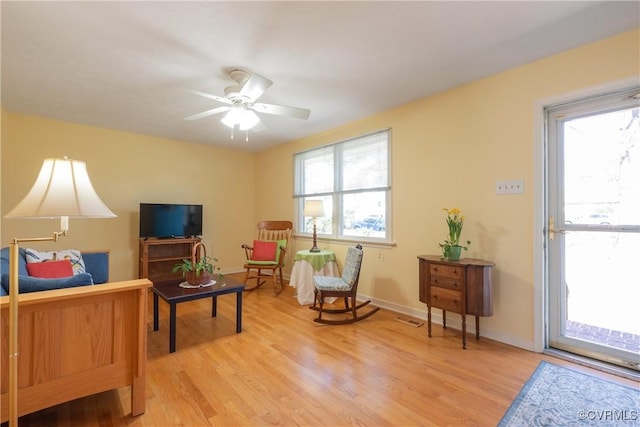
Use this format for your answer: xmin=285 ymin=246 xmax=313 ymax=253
xmin=394 ymin=316 xmax=423 ymax=327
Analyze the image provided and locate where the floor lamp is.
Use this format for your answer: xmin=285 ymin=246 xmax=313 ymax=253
xmin=303 ymin=200 xmax=325 ymax=253
xmin=3 ymin=158 xmax=116 ymax=426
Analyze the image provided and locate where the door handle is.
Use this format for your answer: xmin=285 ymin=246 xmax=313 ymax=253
xmin=548 ymin=216 xmax=566 ymax=241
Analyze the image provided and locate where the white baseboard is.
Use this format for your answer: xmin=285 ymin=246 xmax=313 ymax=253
xmin=358 ymin=292 xmax=535 ymax=352
xmin=223 ymin=269 xmax=535 ymax=352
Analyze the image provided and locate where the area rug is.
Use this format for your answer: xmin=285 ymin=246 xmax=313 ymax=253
xmin=498 ymin=361 xmax=639 ymax=426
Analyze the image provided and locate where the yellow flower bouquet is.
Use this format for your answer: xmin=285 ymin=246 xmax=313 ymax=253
xmin=439 ymin=208 xmax=471 ymax=260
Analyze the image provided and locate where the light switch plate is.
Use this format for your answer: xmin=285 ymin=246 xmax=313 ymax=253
xmin=496 ymin=179 xmax=524 ymax=194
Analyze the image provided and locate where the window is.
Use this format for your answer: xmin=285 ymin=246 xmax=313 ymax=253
xmin=294 ymin=129 xmax=391 ymax=242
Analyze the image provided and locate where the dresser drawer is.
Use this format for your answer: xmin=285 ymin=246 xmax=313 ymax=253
xmin=430 ymin=287 xmax=463 ymax=312
xmin=430 ymin=275 xmax=462 ymax=291
xmin=429 ymin=264 xmax=463 ymax=279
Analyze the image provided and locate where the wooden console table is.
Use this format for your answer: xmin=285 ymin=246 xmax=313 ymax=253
xmin=418 ymin=255 xmax=494 ymax=349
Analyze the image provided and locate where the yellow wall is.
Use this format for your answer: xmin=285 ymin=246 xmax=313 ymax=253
xmin=1 ymin=29 xmax=638 ymax=349
xmin=1 ymin=114 xmax=256 ymax=281
xmin=256 ymin=29 xmax=640 ymax=348
xmin=0 ymin=108 xmax=3 ymax=249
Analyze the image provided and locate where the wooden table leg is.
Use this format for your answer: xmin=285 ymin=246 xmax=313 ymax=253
xmin=211 ymin=296 xmax=217 ymax=317
xmin=153 ymin=293 xmax=159 ymax=331
xmin=236 ymin=290 xmax=242 ymax=333
xmin=169 ymin=303 xmax=176 ymax=353
xmin=462 ymin=313 xmax=467 ymax=349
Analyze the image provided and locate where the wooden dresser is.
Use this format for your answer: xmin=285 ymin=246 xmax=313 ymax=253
xmin=418 ymin=255 xmax=494 ymax=348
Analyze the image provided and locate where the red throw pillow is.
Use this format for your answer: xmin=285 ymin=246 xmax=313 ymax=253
xmin=26 ymin=259 xmax=74 ymax=278
xmin=252 ymin=240 xmax=277 ymax=261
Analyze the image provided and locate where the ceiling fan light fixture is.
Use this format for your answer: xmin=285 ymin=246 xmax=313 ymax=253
xmin=239 ymin=109 xmax=259 ymax=130
xmin=221 ymin=105 xmax=241 ymax=128
xmin=187 ymin=69 xmax=309 ymax=138
xmin=221 ymin=104 xmax=259 ymax=130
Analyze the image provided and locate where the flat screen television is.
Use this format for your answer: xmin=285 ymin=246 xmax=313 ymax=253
xmin=139 ymin=203 xmax=203 ymax=238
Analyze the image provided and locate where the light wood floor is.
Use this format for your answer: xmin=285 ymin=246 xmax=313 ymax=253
xmin=13 ymin=274 xmax=638 ymax=426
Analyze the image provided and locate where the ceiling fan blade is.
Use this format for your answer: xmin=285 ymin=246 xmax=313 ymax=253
xmin=239 ymin=73 xmax=273 ymax=101
xmin=251 ymin=102 xmax=311 ymax=120
xmin=184 ymin=106 xmax=230 ymax=121
xmin=187 ymin=89 xmax=232 ymax=105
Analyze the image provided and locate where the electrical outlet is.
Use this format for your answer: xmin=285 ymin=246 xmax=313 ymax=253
xmin=496 ymin=179 xmax=524 ymax=194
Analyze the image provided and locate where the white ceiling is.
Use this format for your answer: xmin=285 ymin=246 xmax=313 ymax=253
xmin=2 ymin=1 xmax=638 ymax=152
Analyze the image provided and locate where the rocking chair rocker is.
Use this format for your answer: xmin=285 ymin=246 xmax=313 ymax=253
xmin=310 ymin=244 xmax=379 ymax=324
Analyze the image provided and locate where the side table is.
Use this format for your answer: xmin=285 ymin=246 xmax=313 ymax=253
xmin=417 ymin=255 xmax=494 ymax=349
xmin=289 ymin=249 xmax=339 ymax=305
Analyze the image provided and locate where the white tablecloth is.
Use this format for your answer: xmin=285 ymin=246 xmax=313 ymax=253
xmin=289 ymin=260 xmax=339 ymax=305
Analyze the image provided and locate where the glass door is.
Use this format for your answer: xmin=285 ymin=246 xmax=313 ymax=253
xmin=547 ymin=88 xmax=640 ymax=371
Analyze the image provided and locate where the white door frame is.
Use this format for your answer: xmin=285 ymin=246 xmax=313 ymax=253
xmin=532 ymin=76 xmax=640 ymax=353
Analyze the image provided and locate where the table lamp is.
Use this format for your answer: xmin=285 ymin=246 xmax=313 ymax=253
xmin=3 ymin=157 xmax=116 ymax=426
xmin=303 ymin=200 xmax=325 ymax=253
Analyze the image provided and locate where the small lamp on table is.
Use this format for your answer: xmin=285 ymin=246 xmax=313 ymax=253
xmin=303 ymin=200 xmax=325 ymax=253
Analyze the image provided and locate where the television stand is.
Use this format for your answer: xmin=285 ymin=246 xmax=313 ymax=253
xmin=139 ymin=237 xmax=201 ymax=282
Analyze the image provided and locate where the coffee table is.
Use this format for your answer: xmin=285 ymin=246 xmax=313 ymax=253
xmin=152 ymin=276 xmax=245 ymax=353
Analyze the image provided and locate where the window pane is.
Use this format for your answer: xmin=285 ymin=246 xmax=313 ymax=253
xmin=564 ymin=107 xmax=640 ymax=226
xmin=295 ymin=146 xmax=334 ymax=196
xmin=342 ymin=132 xmax=388 ymax=191
xmin=565 ymin=231 xmax=640 ymax=337
xmin=343 ymin=191 xmax=386 ymax=238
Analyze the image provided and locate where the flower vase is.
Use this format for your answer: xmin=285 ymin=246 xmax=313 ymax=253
xmin=447 ymin=245 xmax=462 ymax=261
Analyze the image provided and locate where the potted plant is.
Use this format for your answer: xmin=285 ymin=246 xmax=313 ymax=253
xmin=439 ymin=208 xmax=471 ymax=261
xmin=172 ymin=242 xmax=220 ymax=286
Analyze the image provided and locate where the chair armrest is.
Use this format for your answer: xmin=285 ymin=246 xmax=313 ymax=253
xmin=241 ymin=244 xmax=253 ymax=260
xmin=82 ymin=251 xmax=110 ymax=284
xmin=0 ymin=278 xmax=152 ymax=307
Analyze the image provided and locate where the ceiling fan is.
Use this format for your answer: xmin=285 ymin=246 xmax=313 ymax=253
xmin=185 ymin=69 xmax=310 ymax=140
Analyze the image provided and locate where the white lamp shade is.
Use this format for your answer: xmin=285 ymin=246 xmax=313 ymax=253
xmin=221 ymin=105 xmax=243 ymax=128
xmin=303 ymin=200 xmax=325 ymax=217
xmin=221 ymin=105 xmax=260 ymax=130
xmin=4 ymin=158 xmax=116 ymax=219
xmin=238 ymin=109 xmax=260 ymax=131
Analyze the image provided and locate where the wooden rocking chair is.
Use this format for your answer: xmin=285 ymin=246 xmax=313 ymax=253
xmin=310 ymin=244 xmax=379 ymax=324
xmin=241 ymin=220 xmax=292 ymax=294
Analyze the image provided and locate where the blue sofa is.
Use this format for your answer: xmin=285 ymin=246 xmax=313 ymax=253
xmin=0 ymin=247 xmax=109 ymax=295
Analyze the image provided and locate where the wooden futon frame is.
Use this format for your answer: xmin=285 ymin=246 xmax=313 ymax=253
xmin=0 ymin=278 xmax=152 ymax=422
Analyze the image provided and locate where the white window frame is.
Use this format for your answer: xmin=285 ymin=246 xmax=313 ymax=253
xmin=293 ymin=129 xmax=392 ymax=244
